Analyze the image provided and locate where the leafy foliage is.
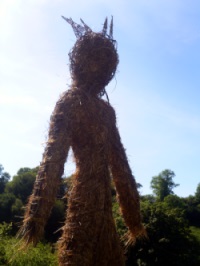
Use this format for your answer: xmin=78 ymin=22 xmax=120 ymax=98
xmin=195 ymin=183 xmax=200 ymax=203
xmin=184 ymin=195 xmax=200 ymax=227
xmin=5 ymin=167 xmax=38 ymax=204
xmin=0 ymin=164 xmax=10 ymax=193
xmin=150 ymin=169 xmax=179 ymax=201
xmin=0 ymin=193 xmax=16 ymax=223
xmin=190 ymin=226 xmax=200 ymax=243
xmin=0 ymin=168 xmax=37 ymax=226
xmin=0 ymin=164 xmax=200 ymax=265
xmin=126 ymin=197 xmax=200 ymax=266
xmin=0 ymin=223 xmax=57 ymax=266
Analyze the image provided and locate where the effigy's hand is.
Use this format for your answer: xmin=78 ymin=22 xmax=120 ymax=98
xmin=122 ymin=224 xmax=147 ymax=247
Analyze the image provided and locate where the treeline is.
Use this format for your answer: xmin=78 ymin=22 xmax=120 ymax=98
xmin=0 ymin=165 xmax=200 ymax=265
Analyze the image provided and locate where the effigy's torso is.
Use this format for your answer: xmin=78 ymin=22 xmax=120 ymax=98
xmin=58 ymin=89 xmax=125 ymax=266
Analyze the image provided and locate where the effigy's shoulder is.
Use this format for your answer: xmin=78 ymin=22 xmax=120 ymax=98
xmin=55 ymin=89 xmax=75 ymax=109
xmin=50 ymin=89 xmax=76 ymax=125
xmin=100 ymin=99 xmax=117 ymax=121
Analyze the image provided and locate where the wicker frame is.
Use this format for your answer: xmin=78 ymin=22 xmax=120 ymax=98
xmin=19 ymin=18 xmax=145 ymax=266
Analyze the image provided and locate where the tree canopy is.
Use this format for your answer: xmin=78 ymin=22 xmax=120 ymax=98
xmin=195 ymin=183 xmax=200 ymax=203
xmin=150 ymin=169 xmax=179 ymax=201
xmin=0 ymin=164 xmax=200 ymax=265
xmin=5 ymin=167 xmax=38 ymax=204
xmin=0 ymin=164 xmax=10 ymax=193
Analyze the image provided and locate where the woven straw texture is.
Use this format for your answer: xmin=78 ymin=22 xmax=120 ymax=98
xmin=19 ymin=21 xmax=145 ymax=266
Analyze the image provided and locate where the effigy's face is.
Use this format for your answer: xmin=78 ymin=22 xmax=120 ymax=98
xmin=69 ymin=33 xmax=119 ymax=95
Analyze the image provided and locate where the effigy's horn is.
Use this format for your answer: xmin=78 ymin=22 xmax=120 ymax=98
xmin=61 ymin=16 xmax=85 ymax=38
xmin=109 ymin=16 xmax=113 ymax=39
xmin=62 ymin=16 xmax=115 ymax=40
xmin=102 ymin=17 xmax=108 ymax=36
xmin=80 ymin=18 xmax=92 ymax=33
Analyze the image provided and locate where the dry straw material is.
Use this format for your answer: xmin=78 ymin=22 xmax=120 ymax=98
xmin=19 ymin=17 xmax=145 ymax=266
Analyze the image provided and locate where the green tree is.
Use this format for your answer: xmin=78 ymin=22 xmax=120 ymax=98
xmin=184 ymin=195 xmax=200 ymax=227
xmin=195 ymin=183 xmax=200 ymax=203
xmin=5 ymin=167 xmax=37 ymax=204
xmin=126 ymin=197 xmax=200 ymax=266
xmin=0 ymin=164 xmax=10 ymax=193
xmin=0 ymin=193 xmax=16 ymax=222
xmin=0 ymin=167 xmax=37 ymax=225
xmin=150 ymin=169 xmax=179 ymax=201
xmin=11 ymin=198 xmax=24 ymax=218
xmin=163 ymin=194 xmax=186 ymax=209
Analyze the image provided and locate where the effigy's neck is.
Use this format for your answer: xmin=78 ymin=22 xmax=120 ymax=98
xmin=71 ymin=82 xmax=107 ymax=98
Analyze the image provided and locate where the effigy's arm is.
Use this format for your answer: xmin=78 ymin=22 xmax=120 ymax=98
xmin=19 ymin=95 xmax=71 ymax=246
xmin=108 ymin=109 xmax=146 ymax=245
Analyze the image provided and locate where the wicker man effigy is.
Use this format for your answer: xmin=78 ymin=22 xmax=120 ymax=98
xmin=19 ymin=17 xmax=145 ymax=266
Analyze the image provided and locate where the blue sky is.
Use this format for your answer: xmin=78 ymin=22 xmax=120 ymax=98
xmin=0 ymin=0 xmax=200 ymax=197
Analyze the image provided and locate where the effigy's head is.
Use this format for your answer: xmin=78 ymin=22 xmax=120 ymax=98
xmin=62 ymin=17 xmax=119 ymax=96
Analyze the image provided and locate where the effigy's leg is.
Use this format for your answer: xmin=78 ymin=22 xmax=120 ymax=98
xmin=93 ymin=214 xmax=125 ymax=266
xmin=58 ymin=171 xmax=125 ymax=266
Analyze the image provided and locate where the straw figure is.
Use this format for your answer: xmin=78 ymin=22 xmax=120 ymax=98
xmin=19 ymin=17 xmax=145 ymax=266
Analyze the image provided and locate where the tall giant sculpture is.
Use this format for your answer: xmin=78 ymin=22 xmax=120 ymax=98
xmin=19 ymin=17 xmax=145 ymax=266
